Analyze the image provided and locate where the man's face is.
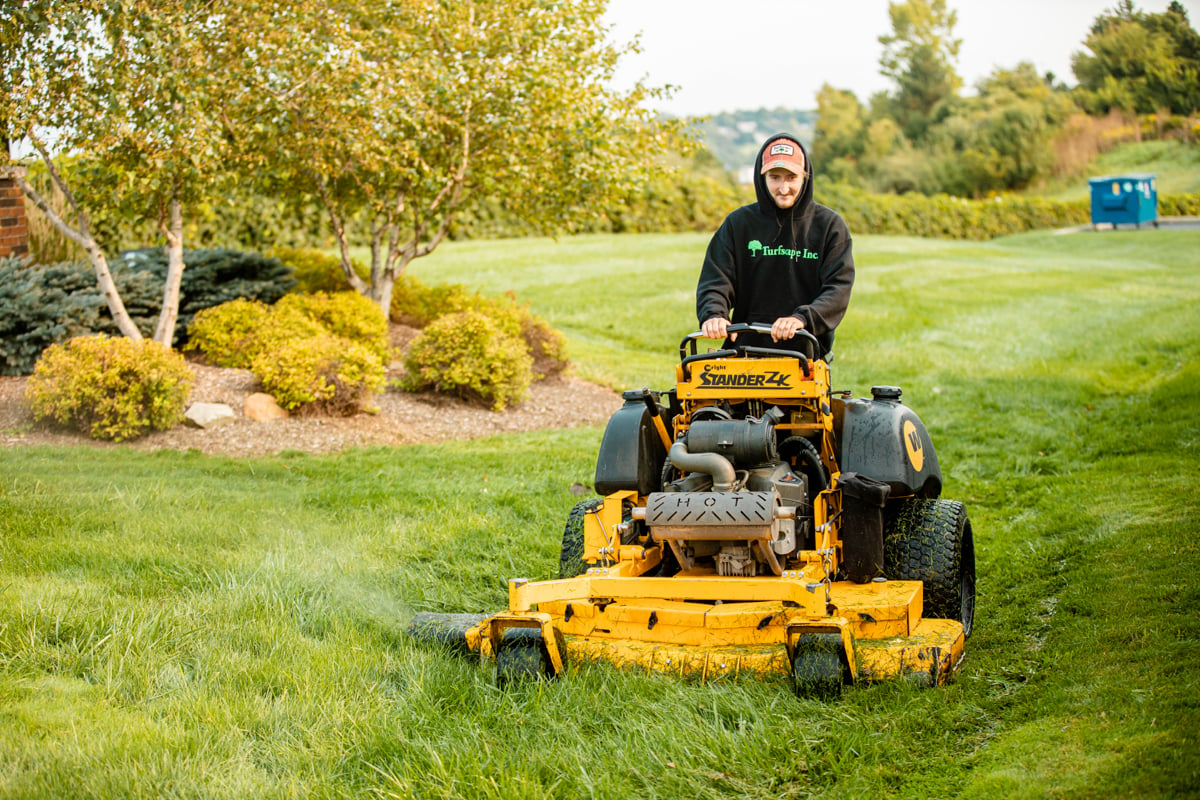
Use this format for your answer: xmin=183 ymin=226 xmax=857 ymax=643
xmin=764 ymin=167 xmax=804 ymax=209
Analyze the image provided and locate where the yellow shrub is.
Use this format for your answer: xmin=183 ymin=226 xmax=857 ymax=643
xmin=400 ymin=311 xmax=534 ymax=411
xmin=251 ymin=333 xmax=385 ymax=415
xmin=183 ymin=298 xmax=272 ymax=369
xmin=391 ymin=276 xmax=569 ymax=380
xmin=269 ymin=246 xmax=368 ymax=294
xmin=389 ymin=273 xmax=479 ymax=327
xmin=26 ymin=335 xmax=194 ymax=441
xmin=482 ymin=301 xmax=569 ymax=379
xmin=275 ymin=291 xmax=389 ymax=361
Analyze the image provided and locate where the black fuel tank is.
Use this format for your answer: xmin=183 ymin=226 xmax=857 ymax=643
xmin=838 ymin=386 xmax=942 ymax=498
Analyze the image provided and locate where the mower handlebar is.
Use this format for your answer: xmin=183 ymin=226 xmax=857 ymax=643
xmin=679 ymin=323 xmax=821 ymax=362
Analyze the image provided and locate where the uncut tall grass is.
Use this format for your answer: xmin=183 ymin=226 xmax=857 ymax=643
xmin=2 ymin=227 xmax=1198 ymax=798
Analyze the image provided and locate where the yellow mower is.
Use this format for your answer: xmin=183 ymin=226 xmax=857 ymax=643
xmin=409 ymin=324 xmax=975 ymax=697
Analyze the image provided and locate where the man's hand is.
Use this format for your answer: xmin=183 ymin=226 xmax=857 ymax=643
xmin=770 ymin=315 xmax=805 ymax=341
xmin=701 ymin=317 xmax=732 ymax=340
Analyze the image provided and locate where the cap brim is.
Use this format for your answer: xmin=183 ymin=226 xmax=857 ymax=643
xmin=761 ymin=158 xmax=804 ymax=175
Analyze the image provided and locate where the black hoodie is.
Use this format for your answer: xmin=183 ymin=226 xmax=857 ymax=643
xmin=696 ymin=133 xmax=854 ymax=355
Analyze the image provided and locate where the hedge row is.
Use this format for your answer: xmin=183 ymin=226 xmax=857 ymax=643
xmin=1160 ymin=192 xmax=1200 ymax=217
xmin=818 ymin=185 xmax=1088 ymax=240
xmin=818 ymin=185 xmax=1200 ymax=240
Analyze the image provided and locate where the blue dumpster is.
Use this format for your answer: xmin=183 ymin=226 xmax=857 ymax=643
xmin=1088 ymin=173 xmax=1158 ymax=229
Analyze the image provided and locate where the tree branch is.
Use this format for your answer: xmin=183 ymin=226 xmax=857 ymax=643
xmin=27 ymin=130 xmax=91 ymax=242
xmin=313 ymin=172 xmax=369 ymax=295
xmin=16 ymin=147 xmax=142 ymax=341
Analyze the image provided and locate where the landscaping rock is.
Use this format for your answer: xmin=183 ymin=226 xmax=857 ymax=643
xmin=244 ymin=392 xmax=288 ymax=421
xmin=185 ymin=402 xmax=236 ymax=429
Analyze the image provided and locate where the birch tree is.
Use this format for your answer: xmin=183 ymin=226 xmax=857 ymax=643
xmin=1 ymin=0 xmax=241 ymax=345
xmin=235 ymin=0 xmax=682 ymax=313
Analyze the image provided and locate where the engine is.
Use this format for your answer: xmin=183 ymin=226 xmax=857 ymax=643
xmin=655 ymin=407 xmax=819 ymax=576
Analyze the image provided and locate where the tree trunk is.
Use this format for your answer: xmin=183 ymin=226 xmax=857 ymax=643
xmin=153 ymin=197 xmax=185 ymax=346
xmin=370 ymin=274 xmax=396 ymax=317
xmin=15 ymin=172 xmax=143 ymax=341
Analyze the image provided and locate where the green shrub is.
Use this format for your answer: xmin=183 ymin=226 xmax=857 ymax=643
xmin=269 ymin=246 xmax=368 ymax=294
xmin=0 ymin=256 xmax=166 ymax=375
xmin=275 ymin=292 xmax=389 ymax=361
xmin=251 ymin=333 xmax=385 ymax=415
xmin=183 ymin=298 xmax=273 ymax=369
xmin=25 ymin=335 xmax=194 ymax=441
xmin=400 ymin=311 xmax=534 ymax=410
xmin=1 ymin=257 xmax=103 ymax=376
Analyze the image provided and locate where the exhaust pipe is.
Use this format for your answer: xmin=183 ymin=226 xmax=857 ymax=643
xmin=669 ymin=439 xmax=736 ymax=492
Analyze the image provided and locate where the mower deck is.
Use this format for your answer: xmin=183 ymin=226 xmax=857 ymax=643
xmin=412 ymin=571 xmax=965 ymax=689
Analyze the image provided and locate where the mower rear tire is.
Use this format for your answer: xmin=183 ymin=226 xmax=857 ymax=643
xmin=559 ymin=499 xmax=602 ymax=579
xmin=884 ymin=499 xmax=976 ymax=636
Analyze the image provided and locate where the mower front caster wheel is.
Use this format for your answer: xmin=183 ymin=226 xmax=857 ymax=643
xmin=792 ymin=633 xmax=845 ymax=700
xmin=495 ymin=628 xmax=553 ymax=686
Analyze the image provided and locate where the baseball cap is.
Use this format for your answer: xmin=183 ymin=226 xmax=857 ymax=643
xmin=760 ymin=138 xmax=805 ymax=175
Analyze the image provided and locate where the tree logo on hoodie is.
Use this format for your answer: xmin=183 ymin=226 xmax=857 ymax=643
xmin=747 ymin=240 xmax=763 ymax=256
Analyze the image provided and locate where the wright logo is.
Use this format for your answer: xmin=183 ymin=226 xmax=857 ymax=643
xmin=903 ymin=419 xmax=925 ymax=471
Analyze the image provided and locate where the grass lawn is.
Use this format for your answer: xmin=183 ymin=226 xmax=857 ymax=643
xmin=3 ymin=227 xmax=1199 ymax=798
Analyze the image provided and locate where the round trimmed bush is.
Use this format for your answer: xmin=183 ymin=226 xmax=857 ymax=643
xmin=390 ymin=275 xmax=569 ymax=381
xmin=25 ymin=335 xmax=194 ymax=441
xmin=183 ymin=298 xmax=272 ymax=369
xmin=484 ymin=302 xmax=569 ymax=380
xmin=400 ymin=311 xmax=534 ymax=410
xmin=274 ymin=292 xmax=389 ymax=361
xmin=251 ymin=333 xmax=386 ymax=415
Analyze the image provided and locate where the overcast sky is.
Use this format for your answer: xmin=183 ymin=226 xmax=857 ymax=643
xmin=601 ymin=0 xmax=1200 ymax=117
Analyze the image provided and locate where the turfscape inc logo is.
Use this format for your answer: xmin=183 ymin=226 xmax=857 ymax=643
xmin=747 ymin=240 xmax=819 ymax=261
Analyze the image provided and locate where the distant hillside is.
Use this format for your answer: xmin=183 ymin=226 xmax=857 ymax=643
xmin=689 ymin=108 xmax=817 ymax=179
xmin=1028 ymin=140 xmax=1200 ymax=201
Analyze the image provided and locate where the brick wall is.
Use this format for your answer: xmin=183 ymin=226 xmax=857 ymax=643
xmin=0 ymin=166 xmax=30 ymax=259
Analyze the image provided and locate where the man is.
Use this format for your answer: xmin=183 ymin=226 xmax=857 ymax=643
xmin=697 ymin=133 xmax=854 ymax=358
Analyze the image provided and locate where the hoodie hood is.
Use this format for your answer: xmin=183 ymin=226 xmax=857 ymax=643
xmin=753 ymin=132 xmax=814 ymax=220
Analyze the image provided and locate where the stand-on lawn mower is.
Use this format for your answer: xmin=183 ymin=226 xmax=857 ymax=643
xmin=409 ymin=324 xmax=976 ymax=698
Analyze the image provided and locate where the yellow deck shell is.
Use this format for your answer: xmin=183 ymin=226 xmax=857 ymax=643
xmin=466 ymin=570 xmax=965 ymax=686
